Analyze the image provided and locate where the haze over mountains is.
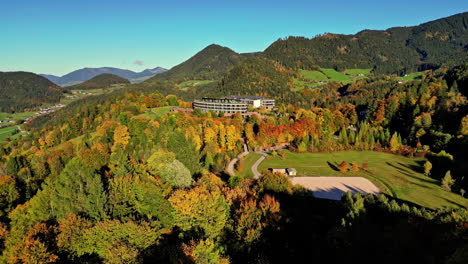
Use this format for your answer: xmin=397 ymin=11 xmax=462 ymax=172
xmin=40 ymin=66 xmax=167 ymax=86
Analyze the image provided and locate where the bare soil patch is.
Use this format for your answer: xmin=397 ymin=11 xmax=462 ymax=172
xmin=291 ymin=176 xmax=380 ymax=200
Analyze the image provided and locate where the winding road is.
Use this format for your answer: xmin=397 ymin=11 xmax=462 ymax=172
xmin=226 ymin=141 xmax=288 ymax=179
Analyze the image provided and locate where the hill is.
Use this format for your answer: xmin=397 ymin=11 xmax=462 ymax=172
xmin=264 ymin=12 xmax=468 ymax=74
xmin=67 ymin=73 xmax=131 ymax=90
xmin=0 ymin=72 xmax=66 ymax=113
xmin=40 ymin=66 xmax=167 ymax=86
xmin=146 ymin=44 xmax=249 ymax=82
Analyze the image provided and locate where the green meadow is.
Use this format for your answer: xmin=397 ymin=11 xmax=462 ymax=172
xmin=0 ymin=126 xmax=19 ymax=141
xmin=236 ymin=152 xmax=263 ymax=178
xmin=259 ymin=150 xmax=468 ymax=209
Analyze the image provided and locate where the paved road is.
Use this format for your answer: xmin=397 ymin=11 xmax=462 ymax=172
xmin=227 ymin=142 xmax=290 ymax=178
xmin=251 ymin=152 xmax=267 ymax=178
xmin=226 ymin=143 xmax=249 ymax=176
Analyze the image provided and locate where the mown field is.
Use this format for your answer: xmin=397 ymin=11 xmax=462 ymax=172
xmin=259 ymin=150 xmax=468 ymax=209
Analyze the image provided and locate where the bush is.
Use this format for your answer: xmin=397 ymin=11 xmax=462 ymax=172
xmin=259 ymin=171 xmax=293 ymax=193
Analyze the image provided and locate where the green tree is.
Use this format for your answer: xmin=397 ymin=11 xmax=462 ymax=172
xmin=160 ymin=160 xmax=193 ymax=188
xmin=47 ymin=158 xmax=108 ymax=221
xmin=108 ymin=174 xmax=174 ymax=227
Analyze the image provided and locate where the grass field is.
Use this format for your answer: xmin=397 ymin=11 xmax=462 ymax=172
xmin=321 ymin=68 xmax=351 ymax=83
xmin=344 ymin=69 xmax=372 ymax=76
xmin=259 ymin=150 xmax=467 ymax=209
xmin=0 ymin=112 xmax=36 ymax=121
xmin=137 ymin=106 xmax=173 ymax=119
xmin=299 ymin=70 xmax=328 ymax=81
xmin=0 ymin=126 xmax=19 ymax=141
xmin=236 ymin=152 xmax=262 ymax=178
xmin=178 ymin=80 xmax=214 ymax=91
xmin=293 ymin=68 xmax=368 ymax=90
xmin=400 ymin=72 xmax=424 ymax=81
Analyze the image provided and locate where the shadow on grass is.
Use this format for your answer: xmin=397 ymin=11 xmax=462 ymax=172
xmin=386 ymin=162 xmax=436 ymax=184
xmin=398 ymin=161 xmax=425 ymax=174
xmin=327 ymin=161 xmax=339 ymax=172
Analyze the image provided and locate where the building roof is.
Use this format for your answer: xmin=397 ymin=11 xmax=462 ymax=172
xmin=226 ymin=95 xmax=265 ymax=100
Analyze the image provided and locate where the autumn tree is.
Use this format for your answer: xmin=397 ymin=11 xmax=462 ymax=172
xmin=169 ymin=185 xmax=230 ymax=238
xmin=160 ymin=160 xmax=193 ymax=188
xmin=259 ymin=171 xmax=293 ymax=194
xmin=338 ymin=161 xmax=348 ymax=173
xmin=182 ymin=239 xmax=230 ymax=264
xmin=351 ymin=162 xmax=359 ymax=172
xmin=441 ymin=170 xmax=455 ymax=191
xmin=389 ymin=132 xmax=400 ymax=152
xmin=423 ymin=161 xmax=432 ymax=176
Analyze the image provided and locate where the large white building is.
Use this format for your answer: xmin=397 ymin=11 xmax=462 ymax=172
xmin=193 ymin=96 xmax=275 ymax=113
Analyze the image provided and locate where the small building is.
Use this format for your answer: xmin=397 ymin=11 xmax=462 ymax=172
xmin=286 ymin=168 xmax=297 ymax=176
xmin=269 ymin=168 xmax=297 ymax=176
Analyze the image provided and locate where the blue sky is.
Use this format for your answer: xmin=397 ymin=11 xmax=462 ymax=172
xmin=1 ymin=0 xmax=467 ymax=76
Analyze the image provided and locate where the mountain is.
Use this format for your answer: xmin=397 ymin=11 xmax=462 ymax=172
xmin=40 ymin=66 xmax=167 ymax=86
xmin=0 ymin=72 xmax=66 ymax=113
xmin=146 ymin=44 xmax=249 ymax=82
xmin=264 ymin=12 xmax=468 ymax=74
xmin=39 ymin=74 xmax=61 ymax=84
xmin=67 ymin=73 xmax=131 ymax=90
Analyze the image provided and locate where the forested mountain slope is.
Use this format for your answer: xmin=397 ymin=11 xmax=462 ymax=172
xmin=0 ymin=72 xmax=66 ymax=113
xmin=68 ymin=74 xmax=130 ymax=90
xmin=146 ymin=44 xmax=249 ymax=82
xmin=264 ymin=12 xmax=468 ymax=74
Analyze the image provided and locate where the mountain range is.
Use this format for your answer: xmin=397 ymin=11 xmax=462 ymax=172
xmin=141 ymin=12 xmax=468 ymax=101
xmin=40 ymin=66 xmax=167 ymax=86
xmin=68 ymin=74 xmax=131 ymax=90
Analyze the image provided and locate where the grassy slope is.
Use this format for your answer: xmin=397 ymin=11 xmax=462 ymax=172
xmin=321 ymin=68 xmax=351 ymax=83
xmin=236 ymin=152 xmax=262 ymax=178
xmin=0 ymin=126 xmax=18 ymax=141
xmin=344 ymin=69 xmax=372 ymax=75
xmin=0 ymin=112 xmax=36 ymax=121
xmin=400 ymin=72 xmax=424 ymax=81
xmin=137 ymin=106 xmax=173 ymax=118
xmin=259 ymin=150 xmax=468 ymax=209
xmin=178 ymin=80 xmax=215 ymax=91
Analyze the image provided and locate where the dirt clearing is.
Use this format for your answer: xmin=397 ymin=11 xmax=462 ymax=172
xmin=291 ymin=177 xmax=380 ymax=200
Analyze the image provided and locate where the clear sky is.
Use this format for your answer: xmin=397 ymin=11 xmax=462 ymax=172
xmin=1 ymin=0 xmax=467 ymax=76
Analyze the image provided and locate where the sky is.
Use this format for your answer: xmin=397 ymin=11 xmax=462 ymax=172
xmin=1 ymin=0 xmax=467 ymax=76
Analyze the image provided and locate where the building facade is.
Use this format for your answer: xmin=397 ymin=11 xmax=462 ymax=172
xmin=193 ymin=96 xmax=275 ymax=113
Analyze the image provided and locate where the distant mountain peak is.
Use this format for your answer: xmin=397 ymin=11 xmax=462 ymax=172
xmin=40 ymin=66 xmax=167 ymax=86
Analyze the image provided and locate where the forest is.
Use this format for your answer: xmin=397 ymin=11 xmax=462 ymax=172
xmin=0 ymin=72 xmax=66 ymax=113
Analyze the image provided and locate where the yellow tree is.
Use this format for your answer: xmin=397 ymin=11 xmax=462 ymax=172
xmin=169 ymin=185 xmax=229 ymax=238
xmin=112 ymin=124 xmax=130 ymax=151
